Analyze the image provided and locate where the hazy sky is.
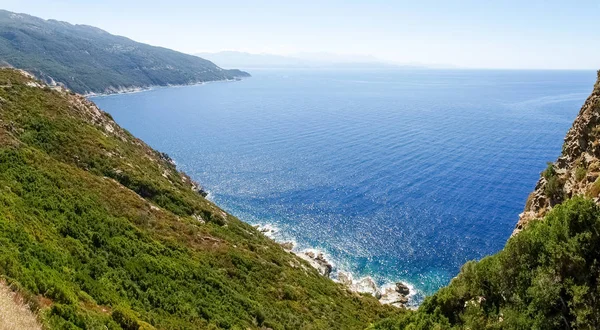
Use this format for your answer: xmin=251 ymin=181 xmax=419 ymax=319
xmin=4 ymin=0 xmax=600 ymax=69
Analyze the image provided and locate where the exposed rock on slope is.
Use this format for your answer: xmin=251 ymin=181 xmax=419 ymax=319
xmin=515 ymin=71 xmax=600 ymax=234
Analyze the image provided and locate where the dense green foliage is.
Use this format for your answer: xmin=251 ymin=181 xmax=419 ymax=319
xmin=373 ymin=197 xmax=600 ymax=329
xmin=543 ymin=162 xmax=564 ymax=202
xmin=0 ymin=69 xmax=394 ymax=329
xmin=0 ymin=10 xmax=249 ymax=94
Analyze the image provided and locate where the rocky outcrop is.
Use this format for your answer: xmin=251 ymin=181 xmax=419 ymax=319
xmin=378 ymin=285 xmax=409 ymax=307
xmin=337 ymin=271 xmax=412 ymax=308
xmin=515 ymin=71 xmax=600 ymax=234
xmin=298 ymin=251 xmax=333 ymax=277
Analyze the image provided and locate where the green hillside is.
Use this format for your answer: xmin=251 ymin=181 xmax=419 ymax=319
xmin=0 ymin=69 xmax=394 ymax=329
xmin=0 ymin=10 xmax=249 ymax=94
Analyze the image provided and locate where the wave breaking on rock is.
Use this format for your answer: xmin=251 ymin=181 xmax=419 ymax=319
xmin=254 ymin=222 xmax=416 ymax=308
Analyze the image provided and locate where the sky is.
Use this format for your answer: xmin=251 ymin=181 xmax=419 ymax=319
xmin=3 ymin=0 xmax=600 ymax=69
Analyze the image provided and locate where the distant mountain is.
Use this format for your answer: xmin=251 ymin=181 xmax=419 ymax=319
xmin=195 ymin=51 xmax=311 ymax=69
xmin=195 ymin=51 xmax=419 ymax=69
xmin=0 ymin=10 xmax=249 ymax=94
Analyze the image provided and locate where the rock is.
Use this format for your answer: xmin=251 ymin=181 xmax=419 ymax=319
xmin=337 ymin=271 xmax=353 ymax=287
xmin=280 ymin=242 xmax=294 ymax=250
xmin=315 ymin=253 xmax=333 ymax=277
xmin=376 ymin=283 xmax=411 ymax=308
xmin=255 ymin=225 xmax=277 ymax=237
xmin=335 ymin=272 xmax=411 ymax=308
xmin=378 ymin=286 xmax=408 ymax=307
xmin=297 ymin=251 xmax=333 ymax=277
xmin=192 ymin=214 xmax=205 ymax=224
xmin=190 ymin=181 xmax=208 ymax=197
xmin=395 ymin=282 xmax=410 ymax=296
xmin=355 ymin=277 xmax=378 ymax=295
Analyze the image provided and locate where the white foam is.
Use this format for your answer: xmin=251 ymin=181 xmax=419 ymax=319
xmin=249 ymin=222 xmax=420 ymax=307
xmin=204 ymin=190 xmax=214 ymax=201
xmin=254 ymin=223 xmax=280 ymax=239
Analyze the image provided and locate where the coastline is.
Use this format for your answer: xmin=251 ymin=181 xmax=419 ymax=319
xmin=202 ymin=188 xmax=418 ymax=308
xmin=253 ymin=222 xmax=418 ymax=309
xmin=85 ymin=77 xmax=247 ymax=98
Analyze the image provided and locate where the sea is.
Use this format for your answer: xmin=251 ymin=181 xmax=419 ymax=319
xmin=92 ymin=68 xmax=597 ymax=304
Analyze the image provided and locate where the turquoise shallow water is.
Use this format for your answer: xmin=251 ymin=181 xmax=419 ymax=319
xmin=93 ymin=69 xmax=597 ymax=302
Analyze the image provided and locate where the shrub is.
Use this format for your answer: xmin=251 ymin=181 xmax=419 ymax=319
xmin=542 ymin=162 xmax=563 ymax=201
xmin=575 ymin=166 xmax=587 ymax=182
xmin=542 ymin=162 xmax=556 ymax=180
xmin=112 ymin=307 xmax=140 ymax=330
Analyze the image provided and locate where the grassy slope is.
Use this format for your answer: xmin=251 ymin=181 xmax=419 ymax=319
xmin=0 ymin=69 xmax=395 ymax=329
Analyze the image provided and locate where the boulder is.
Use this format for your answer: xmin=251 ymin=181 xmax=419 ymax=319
xmin=280 ymin=242 xmax=294 ymax=250
xmin=395 ymin=282 xmax=410 ymax=296
xmin=297 ymin=251 xmax=333 ymax=277
xmin=337 ymin=271 xmax=353 ymax=287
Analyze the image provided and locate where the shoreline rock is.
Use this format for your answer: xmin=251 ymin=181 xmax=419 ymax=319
xmin=254 ymin=224 xmax=278 ymax=238
xmin=297 ymin=251 xmax=333 ymax=277
xmin=336 ymin=271 xmax=412 ymax=308
xmin=279 ymin=241 xmax=294 ymax=251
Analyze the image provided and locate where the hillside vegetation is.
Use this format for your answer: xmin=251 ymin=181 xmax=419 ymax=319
xmin=0 ymin=69 xmax=394 ymax=329
xmin=0 ymin=10 xmax=249 ymax=94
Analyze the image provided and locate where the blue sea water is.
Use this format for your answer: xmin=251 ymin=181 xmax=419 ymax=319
xmin=93 ymin=69 xmax=597 ymax=302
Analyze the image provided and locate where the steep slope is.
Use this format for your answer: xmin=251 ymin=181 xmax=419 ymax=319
xmin=0 ymin=10 xmax=249 ymax=94
xmin=373 ymin=72 xmax=600 ymax=329
xmin=516 ymin=71 xmax=600 ymax=234
xmin=0 ymin=69 xmax=394 ymax=329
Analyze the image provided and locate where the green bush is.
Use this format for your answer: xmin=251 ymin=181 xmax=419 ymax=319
xmin=542 ymin=162 xmax=563 ymax=201
xmin=575 ymin=166 xmax=587 ymax=182
xmin=112 ymin=307 xmax=140 ymax=330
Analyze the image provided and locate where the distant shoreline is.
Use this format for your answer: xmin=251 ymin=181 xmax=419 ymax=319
xmin=85 ymin=77 xmax=247 ymax=98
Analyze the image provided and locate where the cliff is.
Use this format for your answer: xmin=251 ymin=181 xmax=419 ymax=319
xmin=0 ymin=69 xmax=393 ymax=329
xmin=516 ymin=71 xmax=600 ymax=234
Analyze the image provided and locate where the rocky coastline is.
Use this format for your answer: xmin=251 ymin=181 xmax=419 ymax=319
xmin=84 ymin=77 xmax=245 ymax=97
xmin=255 ymin=224 xmax=414 ymax=308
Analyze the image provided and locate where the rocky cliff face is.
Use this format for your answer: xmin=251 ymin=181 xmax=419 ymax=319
xmin=515 ymin=71 xmax=600 ymax=234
